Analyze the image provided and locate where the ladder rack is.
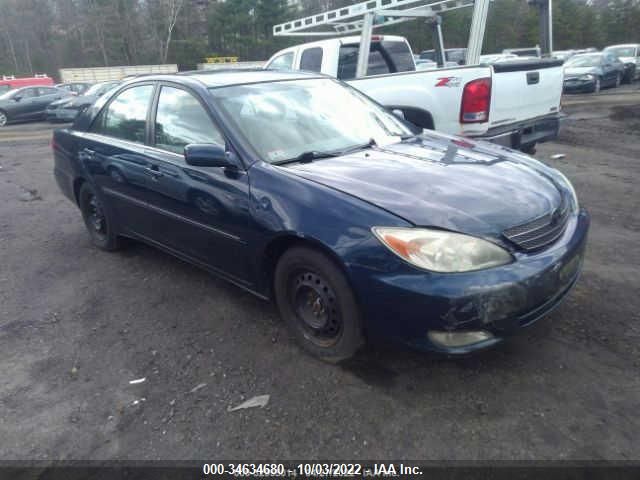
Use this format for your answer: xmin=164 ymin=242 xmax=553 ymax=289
xmin=273 ymin=0 xmax=475 ymax=37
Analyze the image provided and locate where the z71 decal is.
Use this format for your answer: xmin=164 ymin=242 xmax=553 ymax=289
xmin=435 ymin=77 xmax=462 ymax=87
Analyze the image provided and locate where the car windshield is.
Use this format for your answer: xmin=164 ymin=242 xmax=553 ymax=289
xmin=605 ymin=47 xmax=635 ymax=57
xmin=0 ymin=89 xmax=18 ymax=100
xmin=566 ymin=55 xmax=602 ymax=67
xmin=209 ymin=78 xmax=412 ymax=163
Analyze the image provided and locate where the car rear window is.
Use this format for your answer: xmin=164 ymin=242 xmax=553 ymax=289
xmin=300 ymin=47 xmax=324 ymax=72
xmin=338 ymin=40 xmax=415 ymax=80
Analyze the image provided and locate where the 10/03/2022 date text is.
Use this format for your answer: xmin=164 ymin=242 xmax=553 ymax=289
xmin=202 ymin=463 xmax=424 ymax=477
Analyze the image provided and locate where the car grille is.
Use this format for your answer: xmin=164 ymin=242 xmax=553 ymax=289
xmin=503 ymin=199 xmax=570 ymax=252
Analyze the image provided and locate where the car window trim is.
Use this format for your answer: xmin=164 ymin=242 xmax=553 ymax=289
xmin=150 ymin=80 xmax=247 ymax=171
xmin=150 ymin=82 xmax=225 ymax=156
xmin=87 ymin=81 xmax=158 ymax=142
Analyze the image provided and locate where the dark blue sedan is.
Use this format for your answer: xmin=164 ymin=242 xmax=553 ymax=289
xmin=52 ymin=70 xmax=589 ymax=361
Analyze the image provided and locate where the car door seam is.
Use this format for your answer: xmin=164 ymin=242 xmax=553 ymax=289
xmin=101 ymin=186 xmax=245 ymax=244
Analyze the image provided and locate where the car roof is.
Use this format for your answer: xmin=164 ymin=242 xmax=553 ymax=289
xmin=605 ymin=44 xmax=639 ymax=48
xmin=572 ymin=52 xmax=603 ymax=57
xmin=124 ymin=69 xmax=325 ymax=89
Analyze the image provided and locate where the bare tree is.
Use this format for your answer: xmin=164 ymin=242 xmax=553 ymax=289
xmin=159 ymin=0 xmax=185 ymax=64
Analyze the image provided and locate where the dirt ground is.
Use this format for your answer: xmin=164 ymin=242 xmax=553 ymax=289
xmin=0 ymin=84 xmax=639 ymax=461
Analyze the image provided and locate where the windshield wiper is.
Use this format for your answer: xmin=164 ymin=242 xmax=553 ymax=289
xmin=338 ymin=138 xmax=377 ymax=156
xmin=273 ymin=150 xmax=338 ymax=166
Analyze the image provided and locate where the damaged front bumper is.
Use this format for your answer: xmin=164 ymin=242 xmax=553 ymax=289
xmin=352 ymin=209 xmax=590 ymax=355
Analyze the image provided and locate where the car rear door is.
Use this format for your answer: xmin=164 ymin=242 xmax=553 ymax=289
xmin=36 ymin=87 xmax=66 ymax=116
xmin=140 ymin=83 xmax=252 ymax=282
xmin=77 ymin=83 xmax=157 ymax=236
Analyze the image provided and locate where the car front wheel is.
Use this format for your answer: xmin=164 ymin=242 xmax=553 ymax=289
xmin=274 ymin=246 xmax=364 ymax=362
xmin=78 ymin=182 xmax=121 ymax=251
xmin=0 ymin=110 xmax=8 ymax=127
xmin=615 ymin=73 xmax=622 ymax=88
xmin=593 ymin=77 xmax=601 ymax=93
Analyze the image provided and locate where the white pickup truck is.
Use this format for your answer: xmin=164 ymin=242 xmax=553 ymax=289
xmin=266 ymin=35 xmax=564 ymax=153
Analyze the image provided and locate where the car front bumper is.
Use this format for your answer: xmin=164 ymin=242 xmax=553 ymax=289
xmin=46 ymin=108 xmax=79 ymax=122
xmin=350 ymin=209 xmax=590 ymax=355
xmin=563 ymin=78 xmax=596 ymax=92
xmin=473 ymin=113 xmax=560 ymax=151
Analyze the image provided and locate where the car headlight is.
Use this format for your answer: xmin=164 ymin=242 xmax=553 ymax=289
xmin=554 ymin=170 xmax=579 ymax=212
xmin=579 ymin=74 xmax=594 ymax=81
xmin=372 ymin=227 xmax=513 ymax=273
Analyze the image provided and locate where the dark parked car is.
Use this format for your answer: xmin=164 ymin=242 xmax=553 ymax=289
xmin=420 ymin=48 xmax=467 ymax=65
xmin=563 ymin=52 xmax=625 ymax=93
xmin=52 ymin=71 xmax=589 ymax=361
xmin=55 ymin=82 xmax=92 ymax=96
xmin=46 ymin=80 xmax=120 ymax=122
xmin=0 ymin=86 xmax=72 ymax=127
xmin=603 ymin=44 xmax=640 ymax=83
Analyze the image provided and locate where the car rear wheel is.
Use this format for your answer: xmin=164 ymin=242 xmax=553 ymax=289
xmin=78 ymin=183 xmax=121 ymax=251
xmin=615 ymin=73 xmax=622 ymax=88
xmin=274 ymin=246 xmax=364 ymax=362
xmin=0 ymin=110 xmax=8 ymax=127
xmin=593 ymin=77 xmax=601 ymax=93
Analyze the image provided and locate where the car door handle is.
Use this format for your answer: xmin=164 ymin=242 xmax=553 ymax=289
xmin=145 ymin=166 xmax=164 ymax=179
xmin=81 ymin=148 xmax=95 ymax=158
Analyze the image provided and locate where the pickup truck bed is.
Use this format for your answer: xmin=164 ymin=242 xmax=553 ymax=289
xmin=266 ymin=36 xmax=564 ymax=152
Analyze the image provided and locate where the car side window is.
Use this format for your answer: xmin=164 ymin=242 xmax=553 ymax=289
xmin=19 ymin=88 xmax=39 ymax=99
xmin=300 ymin=48 xmax=323 ymax=72
xmin=91 ymin=85 xmax=154 ymax=144
xmin=154 ymin=86 xmax=224 ymax=155
xmin=269 ymin=52 xmax=294 ymax=71
xmin=38 ymin=87 xmax=58 ymax=96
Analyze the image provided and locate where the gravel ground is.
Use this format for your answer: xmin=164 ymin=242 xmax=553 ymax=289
xmin=0 ymin=85 xmax=639 ymax=461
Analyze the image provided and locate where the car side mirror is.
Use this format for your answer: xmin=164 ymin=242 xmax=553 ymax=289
xmin=184 ymin=143 xmax=235 ymax=168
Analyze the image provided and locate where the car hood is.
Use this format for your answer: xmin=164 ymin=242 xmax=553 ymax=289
xmin=283 ymin=133 xmax=565 ymax=237
xmin=564 ymin=66 xmax=600 ymax=77
xmin=69 ymin=94 xmax=98 ymax=107
xmin=617 ymin=57 xmax=635 ymax=64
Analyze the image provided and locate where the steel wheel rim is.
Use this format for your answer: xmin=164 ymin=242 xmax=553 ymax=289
xmin=0 ymin=112 xmax=6 ymax=127
xmin=289 ymin=270 xmax=342 ymax=346
xmin=86 ymin=194 xmax=107 ymax=239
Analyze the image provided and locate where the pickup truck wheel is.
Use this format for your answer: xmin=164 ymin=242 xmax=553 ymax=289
xmin=79 ymin=183 xmax=121 ymax=251
xmin=0 ymin=110 xmax=8 ymax=127
xmin=615 ymin=73 xmax=622 ymax=88
xmin=274 ymin=246 xmax=364 ymax=362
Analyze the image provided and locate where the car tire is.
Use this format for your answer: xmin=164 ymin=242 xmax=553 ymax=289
xmin=274 ymin=246 xmax=364 ymax=362
xmin=593 ymin=77 xmax=601 ymax=93
xmin=78 ymin=182 xmax=121 ymax=251
xmin=615 ymin=73 xmax=622 ymax=88
xmin=0 ymin=110 xmax=8 ymax=127
xmin=521 ymin=143 xmax=537 ymax=155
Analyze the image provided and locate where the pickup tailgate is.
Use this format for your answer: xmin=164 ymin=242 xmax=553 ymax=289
xmin=488 ymin=59 xmax=564 ymax=128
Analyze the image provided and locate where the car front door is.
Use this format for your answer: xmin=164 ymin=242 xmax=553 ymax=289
xmin=10 ymin=88 xmax=40 ymax=120
xmin=603 ymin=54 xmax=617 ymax=84
xmin=36 ymin=87 xmax=66 ymax=117
xmin=140 ymin=84 xmax=251 ymax=283
xmin=77 ymin=83 xmax=158 ymax=236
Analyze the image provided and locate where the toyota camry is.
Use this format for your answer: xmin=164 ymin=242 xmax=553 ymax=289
xmin=52 ymin=70 xmax=589 ymax=361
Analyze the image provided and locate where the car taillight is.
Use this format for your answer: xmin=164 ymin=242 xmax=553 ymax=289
xmin=460 ymin=77 xmax=491 ymax=124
